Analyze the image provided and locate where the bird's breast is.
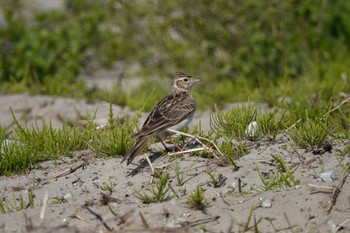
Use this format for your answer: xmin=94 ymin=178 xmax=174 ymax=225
xmin=169 ymin=111 xmax=194 ymax=132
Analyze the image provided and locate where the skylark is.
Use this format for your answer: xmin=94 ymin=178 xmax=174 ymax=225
xmin=121 ymin=72 xmax=201 ymax=165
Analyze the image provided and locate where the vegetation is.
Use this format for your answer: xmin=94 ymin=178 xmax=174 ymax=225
xmin=0 ymin=106 xmax=138 ymax=176
xmin=134 ymin=174 xmax=173 ymax=204
xmin=0 ymin=0 xmax=349 ymax=112
xmin=288 ymin=115 xmax=329 ymax=151
xmin=186 ymin=186 xmax=209 ymax=210
xmin=0 ymin=0 xmax=349 ymax=198
xmin=0 ymin=189 xmax=36 ymax=214
xmin=256 ymin=155 xmax=300 ymax=191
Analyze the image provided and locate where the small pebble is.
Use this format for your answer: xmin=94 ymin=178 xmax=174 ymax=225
xmin=63 ymin=192 xmax=72 ymax=200
xmin=319 ymin=171 xmax=336 ymax=183
xmin=327 ymin=220 xmax=337 ymax=231
xmin=261 ymin=199 xmax=272 ymax=208
xmin=231 ymin=181 xmax=237 ymax=189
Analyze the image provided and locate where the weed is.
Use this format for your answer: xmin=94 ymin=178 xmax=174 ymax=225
xmin=0 ymin=109 xmax=89 ymax=175
xmin=1 ymin=1 xmax=350 ymax=111
xmin=174 ymin=159 xmax=198 ymax=187
xmin=100 ymin=182 xmax=117 ymax=194
xmin=211 ymin=104 xmax=257 ymax=139
xmin=257 ymin=103 xmax=291 ymax=140
xmin=219 ymin=140 xmax=248 ymax=165
xmin=256 ymin=155 xmax=300 ymax=191
xmin=325 ymin=100 xmax=350 ymax=139
xmin=186 ymin=186 xmax=209 ymax=210
xmin=242 ymin=207 xmax=257 ymax=232
xmin=89 ymin=103 xmax=139 ymax=157
xmin=28 ymin=188 xmax=35 ymax=208
xmin=206 ymin=171 xmax=227 ymax=188
xmin=0 ymin=190 xmax=36 ymax=214
xmin=134 ymin=174 xmax=173 ymax=204
xmin=174 ymin=161 xmax=185 ymax=186
xmin=0 ymin=126 xmax=7 ymax=144
xmin=212 ymin=102 xmax=291 ymax=143
xmin=335 ymin=146 xmax=350 ymax=171
xmin=289 ymin=115 xmax=328 ymax=151
xmin=50 ymin=196 xmax=67 ymax=205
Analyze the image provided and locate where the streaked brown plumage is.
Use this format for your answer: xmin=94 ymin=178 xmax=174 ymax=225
xmin=121 ymin=72 xmax=200 ymax=165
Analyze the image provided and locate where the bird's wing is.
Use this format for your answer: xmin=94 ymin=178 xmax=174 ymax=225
xmin=138 ymin=92 xmax=195 ymax=137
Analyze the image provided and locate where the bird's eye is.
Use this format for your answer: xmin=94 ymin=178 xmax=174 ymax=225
xmin=183 ymin=78 xmax=189 ymax=82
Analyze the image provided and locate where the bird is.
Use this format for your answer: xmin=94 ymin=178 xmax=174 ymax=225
xmin=121 ymin=72 xmax=201 ymax=166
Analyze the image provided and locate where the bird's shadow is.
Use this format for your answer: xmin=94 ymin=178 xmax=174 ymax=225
xmin=126 ymin=146 xmax=176 ymax=177
xmin=125 ymin=140 xmax=201 ymax=178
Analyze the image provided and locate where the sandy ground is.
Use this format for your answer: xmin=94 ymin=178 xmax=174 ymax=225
xmin=0 ymin=94 xmax=349 ymax=233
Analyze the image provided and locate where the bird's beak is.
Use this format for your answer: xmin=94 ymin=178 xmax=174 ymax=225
xmin=193 ymin=78 xmax=201 ymax=84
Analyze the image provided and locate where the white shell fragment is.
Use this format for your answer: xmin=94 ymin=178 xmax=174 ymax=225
xmin=261 ymin=199 xmax=272 ymax=208
xmin=245 ymin=121 xmax=259 ymax=139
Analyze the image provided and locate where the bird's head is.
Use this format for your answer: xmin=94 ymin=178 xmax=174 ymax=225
xmin=172 ymin=72 xmax=201 ymax=91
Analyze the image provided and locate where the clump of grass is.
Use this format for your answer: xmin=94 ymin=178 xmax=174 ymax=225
xmin=89 ymin=103 xmax=139 ymax=157
xmin=0 ymin=189 xmax=36 ymax=214
xmin=212 ymin=102 xmax=291 ymax=141
xmin=206 ymin=171 xmax=227 ymax=188
xmin=135 ymin=174 xmax=173 ymax=204
xmin=100 ymin=182 xmax=117 ymax=194
xmin=220 ymin=140 xmax=248 ymax=165
xmin=256 ymin=155 xmax=300 ymax=191
xmin=186 ymin=186 xmax=209 ymax=210
xmin=0 ymin=109 xmax=89 ymax=175
xmin=174 ymin=158 xmax=199 ymax=187
xmin=257 ymin=103 xmax=292 ymax=140
xmin=211 ymin=104 xmax=257 ymax=139
xmin=288 ymin=115 xmax=328 ymax=151
xmin=174 ymin=161 xmax=186 ymax=187
xmin=0 ymin=103 xmax=139 ymax=175
xmin=50 ymin=196 xmax=67 ymax=205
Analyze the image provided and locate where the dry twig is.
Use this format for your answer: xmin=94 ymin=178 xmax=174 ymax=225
xmin=323 ymin=96 xmax=350 ymax=118
xmin=327 ymin=164 xmax=350 ymax=213
xmin=167 ymin=129 xmax=224 ymax=159
xmin=39 ymin=191 xmax=48 ymax=226
xmin=49 ymin=162 xmax=87 ymax=179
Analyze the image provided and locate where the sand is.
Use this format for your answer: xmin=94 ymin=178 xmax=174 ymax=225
xmin=0 ymin=94 xmax=349 ymax=233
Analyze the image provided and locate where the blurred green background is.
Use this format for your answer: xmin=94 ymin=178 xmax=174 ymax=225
xmin=1 ymin=0 xmax=350 ymax=112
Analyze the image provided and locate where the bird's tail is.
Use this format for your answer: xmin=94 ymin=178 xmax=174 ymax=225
xmin=121 ymin=136 xmax=148 ymax=165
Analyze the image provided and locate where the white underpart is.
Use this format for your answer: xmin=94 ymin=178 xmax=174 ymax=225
xmin=169 ymin=111 xmax=194 ymax=133
xmin=153 ymin=111 xmax=195 ymax=139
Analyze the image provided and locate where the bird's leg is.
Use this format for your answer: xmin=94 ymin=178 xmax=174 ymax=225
xmin=167 ymin=137 xmax=183 ymax=151
xmin=144 ymin=154 xmax=155 ymax=183
xmin=156 ymin=136 xmax=171 ymax=152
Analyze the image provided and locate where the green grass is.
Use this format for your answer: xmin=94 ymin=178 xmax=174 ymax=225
xmin=256 ymin=155 xmax=300 ymax=191
xmin=211 ymin=104 xmax=258 ymax=139
xmin=134 ymin=174 xmax=173 ymax=204
xmin=100 ymin=182 xmax=117 ymax=194
xmin=288 ymin=115 xmax=329 ymax=151
xmin=211 ymin=103 xmax=293 ymax=140
xmin=0 ymin=105 xmax=139 ymax=176
xmin=186 ymin=186 xmax=209 ymax=210
xmin=1 ymin=0 xmax=350 ymax=111
xmin=0 ymin=189 xmax=36 ymax=214
xmin=89 ymin=103 xmax=138 ymax=157
xmin=0 ymin=0 xmax=349 ymax=177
